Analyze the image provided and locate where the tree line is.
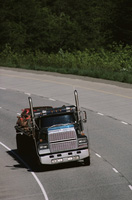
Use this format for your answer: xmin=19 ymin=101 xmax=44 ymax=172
xmin=0 ymin=0 xmax=132 ymax=53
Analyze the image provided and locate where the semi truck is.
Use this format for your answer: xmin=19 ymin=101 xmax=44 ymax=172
xmin=15 ymin=90 xmax=90 ymax=166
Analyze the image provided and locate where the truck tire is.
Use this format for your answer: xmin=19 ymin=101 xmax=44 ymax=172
xmin=16 ymin=134 xmax=28 ymax=155
xmin=84 ymin=156 xmax=90 ymax=166
xmin=16 ymin=134 xmax=24 ymax=155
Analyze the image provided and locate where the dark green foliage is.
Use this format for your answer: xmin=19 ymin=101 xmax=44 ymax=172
xmin=114 ymin=0 xmax=132 ymax=44
xmin=0 ymin=0 xmax=132 ymax=83
xmin=1 ymin=0 xmax=132 ymax=52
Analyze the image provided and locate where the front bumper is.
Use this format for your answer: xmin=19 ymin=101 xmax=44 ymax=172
xmin=39 ymin=148 xmax=89 ymax=165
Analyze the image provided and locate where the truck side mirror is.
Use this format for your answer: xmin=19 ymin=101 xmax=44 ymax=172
xmin=78 ymin=111 xmax=87 ymax=131
xmin=82 ymin=111 xmax=87 ymax=123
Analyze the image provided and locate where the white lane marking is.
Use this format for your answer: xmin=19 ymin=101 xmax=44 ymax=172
xmin=25 ymin=93 xmax=31 ymax=96
xmin=121 ymin=121 xmax=128 ymax=125
xmin=95 ymin=153 xmax=101 ymax=158
xmin=0 ymin=142 xmax=10 ymax=151
xmin=0 ymin=87 xmax=6 ymax=90
xmin=0 ymin=107 xmax=2 ymax=109
xmin=97 ymin=112 xmax=104 ymax=116
xmin=0 ymin=141 xmax=49 ymax=200
xmin=31 ymin=172 xmax=49 ymax=199
xmin=128 ymin=185 xmax=132 ymax=191
xmin=112 ymin=168 xmax=119 ymax=173
xmin=49 ymin=98 xmax=56 ymax=101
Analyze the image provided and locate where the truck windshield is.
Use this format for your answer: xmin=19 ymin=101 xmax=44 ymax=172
xmin=40 ymin=113 xmax=75 ymax=128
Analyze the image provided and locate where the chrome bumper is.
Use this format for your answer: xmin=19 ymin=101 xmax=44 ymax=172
xmin=39 ymin=149 xmax=89 ymax=165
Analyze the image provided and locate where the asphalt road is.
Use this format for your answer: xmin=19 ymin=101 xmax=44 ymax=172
xmin=0 ymin=67 xmax=132 ymax=200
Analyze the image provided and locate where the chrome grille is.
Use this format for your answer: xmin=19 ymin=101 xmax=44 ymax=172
xmin=48 ymin=128 xmax=76 ymax=142
xmin=50 ymin=140 xmax=77 ymax=153
xmin=48 ymin=126 xmax=77 ymax=152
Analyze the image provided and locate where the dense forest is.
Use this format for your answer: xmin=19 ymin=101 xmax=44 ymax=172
xmin=0 ymin=0 xmax=132 ymax=83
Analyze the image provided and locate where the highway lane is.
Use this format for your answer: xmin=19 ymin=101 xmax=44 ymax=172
xmin=0 ymin=67 xmax=132 ymax=124
xmin=0 ymin=90 xmax=50 ymax=200
xmin=0 ymin=88 xmax=132 ymax=200
xmin=0 ymin=144 xmax=46 ymax=200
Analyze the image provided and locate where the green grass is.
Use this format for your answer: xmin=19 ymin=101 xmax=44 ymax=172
xmin=0 ymin=44 xmax=132 ymax=84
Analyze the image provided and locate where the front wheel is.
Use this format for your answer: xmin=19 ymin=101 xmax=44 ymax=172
xmin=84 ymin=156 xmax=90 ymax=166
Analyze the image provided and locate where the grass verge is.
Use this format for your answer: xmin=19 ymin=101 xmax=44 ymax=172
xmin=0 ymin=44 xmax=132 ymax=84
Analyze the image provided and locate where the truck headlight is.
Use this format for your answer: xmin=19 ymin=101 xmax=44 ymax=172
xmin=39 ymin=144 xmax=48 ymax=150
xmin=78 ymin=138 xmax=88 ymax=145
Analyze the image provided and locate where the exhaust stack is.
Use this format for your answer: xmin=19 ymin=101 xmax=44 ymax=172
xmin=28 ymin=97 xmax=35 ymax=130
xmin=74 ymin=90 xmax=80 ymax=121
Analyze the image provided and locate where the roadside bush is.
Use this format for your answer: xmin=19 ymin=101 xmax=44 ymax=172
xmin=0 ymin=44 xmax=132 ymax=84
